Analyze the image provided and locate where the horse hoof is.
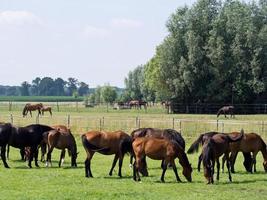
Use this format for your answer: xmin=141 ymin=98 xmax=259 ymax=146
xmin=4 ymin=165 xmax=10 ymax=169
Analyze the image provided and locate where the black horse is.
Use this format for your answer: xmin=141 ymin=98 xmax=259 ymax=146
xmin=130 ymin=128 xmax=185 ymax=175
xmin=217 ymin=106 xmax=235 ymax=118
xmin=0 ymin=123 xmax=53 ymax=168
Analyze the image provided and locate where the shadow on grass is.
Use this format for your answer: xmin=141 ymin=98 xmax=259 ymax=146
xmin=103 ymin=175 xmax=133 ymax=180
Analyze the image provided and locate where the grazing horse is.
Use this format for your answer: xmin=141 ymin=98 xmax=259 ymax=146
xmin=187 ymin=131 xmax=252 ymax=172
xmin=0 ymin=123 xmax=53 ymax=168
xmin=44 ymin=128 xmax=78 ymax=168
xmin=129 ymin=100 xmax=147 ymax=109
xmin=81 ymin=130 xmax=132 ymax=178
xmin=222 ymin=132 xmax=267 ymax=173
xmin=132 ymin=137 xmax=192 ymax=182
xmin=130 ymin=128 xmax=185 ymax=175
xmin=201 ymin=132 xmax=243 ymax=184
xmin=22 ymin=103 xmax=43 ymax=117
xmin=41 ymin=106 xmax=52 ymax=116
xmin=217 ymin=106 xmax=235 ymax=118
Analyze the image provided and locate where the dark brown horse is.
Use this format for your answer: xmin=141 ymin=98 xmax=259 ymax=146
xmin=0 ymin=123 xmax=53 ymax=168
xmin=41 ymin=106 xmax=52 ymax=116
xmin=44 ymin=128 xmax=78 ymax=167
xmin=22 ymin=103 xmax=43 ymax=117
xmin=222 ymin=132 xmax=267 ymax=173
xmin=201 ymin=132 xmax=243 ymax=184
xmin=81 ymin=130 xmax=132 ymax=178
xmin=217 ymin=106 xmax=235 ymax=118
xmin=129 ymin=100 xmax=147 ymax=109
xmin=130 ymin=128 xmax=185 ymax=175
xmin=132 ymin=137 xmax=192 ymax=182
xmin=187 ymin=131 xmax=252 ymax=172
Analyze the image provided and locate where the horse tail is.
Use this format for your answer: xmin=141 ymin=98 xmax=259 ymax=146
xmin=81 ymin=134 xmax=110 ymax=154
xmin=187 ymin=134 xmax=204 ymax=154
xmin=228 ymin=129 xmax=244 ymax=143
xmin=120 ymin=136 xmax=133 ymax=155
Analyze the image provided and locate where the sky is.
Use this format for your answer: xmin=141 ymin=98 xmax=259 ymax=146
xmin=0 ymin=0 xmax=210 ymax=87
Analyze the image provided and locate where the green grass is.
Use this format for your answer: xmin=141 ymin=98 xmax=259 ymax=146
xmin=0 ymin=109 xmax=267 ymax=199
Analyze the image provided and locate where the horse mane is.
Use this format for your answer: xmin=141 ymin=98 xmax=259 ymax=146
xmin=187 ymin=134 xmax=204 ymax=154
xmin=164 ymin=129 xmax=185 ymax=150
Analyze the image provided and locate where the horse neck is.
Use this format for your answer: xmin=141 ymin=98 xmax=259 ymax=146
xmin=176 ymin=147 xmax=190 ymax=169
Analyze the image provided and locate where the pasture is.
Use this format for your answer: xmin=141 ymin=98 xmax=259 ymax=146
xmin=0 ymin=107 xmax=267 ymax=200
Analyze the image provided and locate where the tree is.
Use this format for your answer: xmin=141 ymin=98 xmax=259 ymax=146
xmin=20 ymin=81 xmax=30 ymax=96
xmin=67 ymin=77 xmax=78 ymax=96
xmin=101 ymin=85 xmax=117 ymax=104
xmin=54 ymin=78 xmax=66 ymax=96
xmin=78 ymin=82 xmax=89 ymax=96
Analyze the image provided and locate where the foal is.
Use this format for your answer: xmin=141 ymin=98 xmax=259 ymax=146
xmin=81 ymin=130 xmax=132 ymax=178
xmin=132 ymin=137 xmax=192 ymax=182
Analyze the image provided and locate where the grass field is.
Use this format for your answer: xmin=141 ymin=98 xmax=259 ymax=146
xmin=0 ymin=108 xmax=267 ymax=200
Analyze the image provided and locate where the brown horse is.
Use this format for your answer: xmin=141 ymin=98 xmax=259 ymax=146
xmin=201 ymin=132 xmax=243 ymax=184
xmin=41 ymin=106 xmax=52 ymax=116
xmin=81 ymin=130 xmax=132 ymax=178
xmin=217 ymin=106 xmax=235 ymax=118
xmin=129 ymin=100 xmax=147 ymax=109
xmin=222 ymin=132 xmax=267 ymax=173
xmin=43 ymin=128 xmax=78 ymax=167
xmin=22 ymin=103 xmax=43 ymax=117
xmin=132 ymin=137 xmax=192 ymax=182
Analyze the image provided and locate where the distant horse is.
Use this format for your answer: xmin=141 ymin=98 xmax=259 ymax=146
xmin=41 ymin=106 xmax=52 ymax=116
xmin=217 ymin=106 xmax=235 ymax=118
xmin=0 ymin=123 xmax=53 ymax=168
xmin=187 ymin=131 xmax=252 ymax=173
xmin=81 ymin=130 xmax=132 ymax=178
xmin=43 ymin=128 xmax=78 ymax=168
xmin=201 ymin=132 xmax=243 ymax=184
xmin=129 ymin=100 xmax=147 ymax=109
xmin=22 ymin=103 xmax=43 ymax=117
xmin=130 ymin=128 xmax=185 ymax=175
xmin=222 ymin=132 xmax=267 ymax=173
xmin=132 ymin=137 xmax=192 ymax=182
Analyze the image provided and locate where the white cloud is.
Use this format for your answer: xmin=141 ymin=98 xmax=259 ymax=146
xmin=0 ymin=11 xmax=41 ymax=26
xmin=82 ymin=25 xmax=109 ymax=38
xmin=110 ymin=18 xmax=143 ymax=29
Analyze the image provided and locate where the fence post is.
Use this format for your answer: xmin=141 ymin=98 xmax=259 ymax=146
xmin=36 ymin=115 xmax=39 ymax=124
xmin=262 ymin=121 xmax=264 ymax=135
xmin=216 ymin=119 xmax=219 ymax=131
xmin=138 ymin=118 xmax=141 ymax=128
xmin=179 ymin=120 xmax=182 ymax=133
xmin=135 ymin=117 xmax=138 ymax=128
xmin=102 ymin=117 xmax=105 ymax=130
xmin=10 ymin=114 xmax=13 ymax=124
xmin=99 ymin=118 xmax=102 ymax=131
xmin=8 ymin=101 xmax=12 ymax=111
xmin=172 ymin=118 xmax=175 ymax=129
xmin=67 ymin=115 xmax=70 ymax=128
xmin=76 ymin=101 xmax=78 ymax=112
xmin=57 ymin=101 xmax=59 ymax=112
xmin=222 ymin=122 xmax=224 ymax=133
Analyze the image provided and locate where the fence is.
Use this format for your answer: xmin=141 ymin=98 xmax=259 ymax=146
xmin=1 ymin=114 xmax=266 ymax=140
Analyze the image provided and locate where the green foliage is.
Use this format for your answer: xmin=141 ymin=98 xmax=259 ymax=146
xmin=101 ymin=84 xmax=117 ymax=103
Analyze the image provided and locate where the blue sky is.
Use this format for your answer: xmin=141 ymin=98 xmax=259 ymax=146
xmin=0 ymin=0 xmax=224 ymax=87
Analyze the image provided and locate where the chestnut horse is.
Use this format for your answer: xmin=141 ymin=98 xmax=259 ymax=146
xmin=44 ymin=128 xmax=78 ymax=167
xmin=187 ymin=131 xmax=252 ymax=172
xmin=132 ymin=137 xmax=192 ymax=182
xmin=22 ymin=103 xmax=43 ymax=117
xmin=201 ymin=132 xmax=243 ymax=184
xmin=217 ymin=106 xmax=235 ymax=118
xmin=81 ymin=130 xmax=132 ymax=178
xmin=128 ymin=100 xmax=147 ymax=109
xmin=130 ymin=128 xmax=185 ymax=175
xmin=222 ymin=132 xmax=267 ymax=173
xmin=41 ymin=106 xmax=52 ymax=116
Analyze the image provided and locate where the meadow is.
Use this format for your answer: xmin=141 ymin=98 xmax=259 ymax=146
xmin=0 ymin=105 xmax=267 ymax=200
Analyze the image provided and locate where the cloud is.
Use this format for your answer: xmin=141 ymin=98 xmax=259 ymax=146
xmin=0 ymin=11 xmax=41 ymax=26
xmin=82 ymin=25 xmax=109 ymax=38
xmin=110 ymin=18 xmax=143 ymax=29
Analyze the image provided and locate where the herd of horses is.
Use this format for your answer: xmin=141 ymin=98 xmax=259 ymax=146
xmin=0 ymin=121 xmax=266 ymax=184
xmin=22 ymin=103 xmax=52 ymax=117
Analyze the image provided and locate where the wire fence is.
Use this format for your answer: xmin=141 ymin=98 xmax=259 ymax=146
xmin=0 ymin=114 xmax=266 ymax=140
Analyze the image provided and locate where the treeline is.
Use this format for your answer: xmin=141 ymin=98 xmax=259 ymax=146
xmin=0 ymin=77 xmax=89 ymax=96
xmin=124 ymin=0 xmax=267 ymax=104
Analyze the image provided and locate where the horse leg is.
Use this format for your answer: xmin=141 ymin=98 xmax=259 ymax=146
xmin=1 ymin=145 xmax=10 ymax=168
xmin=216 ymin=158 xmax=220 ymax=181
xmin=46 ymin=146 xmax=54 ymax=167
xmin=225 ymin=153 xmax=232 ymax=182
xmin=222 ymin=154 xmax=226 ymax=172
xmin=198 ymin=153 xmax=203 ymax=172
xmin=129 ymin=154 xmax=133 ymax=168
xmin=28 ymin=146 xmax=35 ymax=168
xmin=20 ymin=148 xmax=25 ymax=161
xmin=134 ymin=158 xmax=141 ymax=181
xmin=170 ymin=159 xmax=181 ymax=182
xmin=34 ymin=147 xmax=39 ymax=167
xmin=50 ymin=110 xmax=52 ymax=116
xmin=160 ymin=160 xmax=168 ymax=183
xmin=84 ymin=151 xmax=94 ymax=178
xmin=6 ymin=145 xmax=9 ymax=160
xmin=40 ymin=143 xmax=47 ymax=162
xmin=229 ymin=151 xmax=238 ymax=173
xmin=109 ymin=154 xmax=119 ymax=176
xmin=118 ymin=153 xmax=125 ymax=177
xmin=59 ymin=149 xmax=66 ymax=167
xmin=252 ymin=151 xmax=258 ymax=173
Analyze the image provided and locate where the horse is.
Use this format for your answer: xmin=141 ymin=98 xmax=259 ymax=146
xmin=43 ymin=128 xmax=78 ymax=168
xmin=130 ymin=128 xmax=185 ymax=175
xmin=187 ymin=131 xmax=252 ymax=172
xmin=128 ymin=100 xmax=147 ymax=109
xmin=81 ymin=130 xmax=132 ymax=178
xmin=22 ymin=103 xmax=43 ymax=117
xmin=201 ymin=132 xmax=243 ymax=184
xmin=41 ymin=106 xmax=52 ymax=116
xmin=132 ymin=137 xmax=192 ymax=182
xmin=0 ymin=123 xmax=53 ymax=168
xmin=222 ymin=132 xmax=267 ymax=173
xmin=217 ymin=105 xmax=235 ymax=118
